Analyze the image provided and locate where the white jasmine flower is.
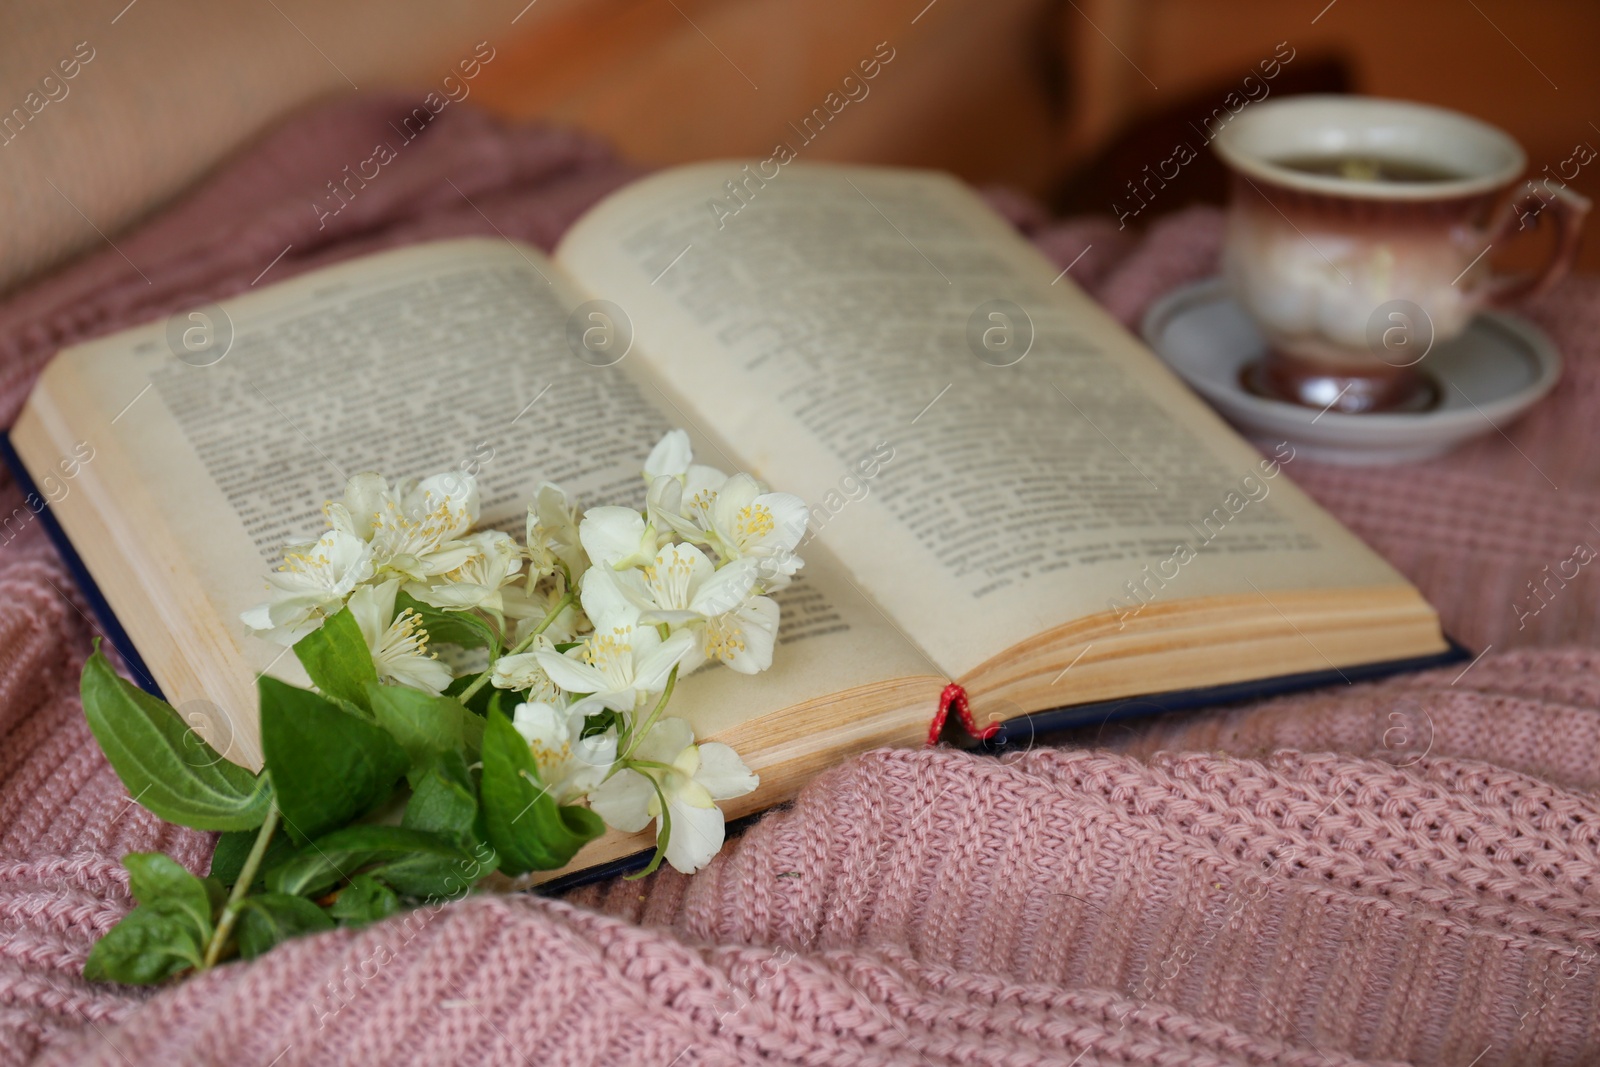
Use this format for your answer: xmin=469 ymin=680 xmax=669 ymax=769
xmin=243 ymin=437 xmax=797 ymax=881
xmin=491 ymin=635 xmax=563 ymax=700
xmin=614 ymin=542 xmax=732 ymax=624
xmin=494 ymin=585 xmax=584 ymax=698
xmin=587 ymin=717 xmax=758 ymax=874
xmin=534 ymin=593 xmax=693 ymax=715
xmin=578 ymin=506 xmax=658 ymax=572
xmin=347 ymin=579 xmax=451 ymax=695
xmin=613 ymin=545 xmax=780 ymax=675
xmin=704 ymin=474 xmax=808 ymax=588
xmin=240 ymin=529 xmax=374 ymax=644
xmin=701 ymin=593 xmax=780 ymax=675
xmin=339 ymin=472 xmax=480 ymax=581
xmin=642 ymin=430 xmax=727 ymax=492
xmin=405 ymin=530 xmax=522 ymax=614
xmin=642 ymin=431 xmax=727 ymax=545
xmin=525 ymin=483 xmax=586 ymax=585
xmin=324 ymin=471 xmax=388 ymax=542
xmin=645 ymin=471 xmax=724 ymax=546
xmin=511 ymin=701 xmax=616 ymax=803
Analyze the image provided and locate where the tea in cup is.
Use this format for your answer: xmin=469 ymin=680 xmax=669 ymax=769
xmin=1211 ymin=95 xmax=1589 ymax=413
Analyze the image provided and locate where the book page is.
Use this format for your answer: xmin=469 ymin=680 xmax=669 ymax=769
xmin=30 ymin=238 xmax=935 ymax=759
xmin=556 ymin=163 xmax=1414 ymax=678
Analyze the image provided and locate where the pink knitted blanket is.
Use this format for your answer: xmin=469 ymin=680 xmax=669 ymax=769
xmin=4 ymin=98 xmax=1598 ymax=1067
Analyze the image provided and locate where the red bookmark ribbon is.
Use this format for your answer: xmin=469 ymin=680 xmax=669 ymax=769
xmin=925 ymin=683 xmax=1002 ymax=747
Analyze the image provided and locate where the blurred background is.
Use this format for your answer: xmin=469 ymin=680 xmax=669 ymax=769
xmin=457 ymin=0 xmax=1600 ymax=269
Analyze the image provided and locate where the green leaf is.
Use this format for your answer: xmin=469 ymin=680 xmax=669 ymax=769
xmin=396 ymin=591 xmax=501 ymax=654
xmin=445 ymin=675 xmax=495 ymax=716
xmin=368 ymin=685 xmax=484 ymax=784
xmin=80 ymin=650 xmax=270 ymax=831
xmin=328 ymin=874 xmax=401 ymax=926
xmin=235 ymin=894 xmax=335 ymax=960
xmin=258 ymin=676 xmax=408 ymax=844
xmin=292 ymin=608 xmax=379 ymax=713
xmin=390 ymin=754 xmax=493 ymax=897
xmin=83 ymin=900 xmax=208 ymax=984
xmin=370 ymin=849 xmax=484 ymax=900
xmin=123 ymin=853 xmax=215 ymax=933
xmin=210 ymin=832 xmax=251 ymax=884
xmin=263 ymin=825 xmax=472 ymax=898
xmin=211 ymin=828 xmax=298 ymax=889
xmin=403 ymin=751 xmax=479 ymax=846
xmin=478 ymin=708 xmax=603 ymax=876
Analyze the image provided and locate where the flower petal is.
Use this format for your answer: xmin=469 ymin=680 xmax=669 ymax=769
xmin=579 ymin=506 xmax=653 ymax=571
xmin=688 ymin=558 xmax=758 ymax=618
xmin=663 ymin=793 xmax=725 ymax=874
xmin=632 ymin=629 xmax=696 ymax=693
xmin=633 ymin=716 xmax=695 ymax=766
xmin=511 ymin=701 xmax=568 ymax=749
xmin=710 ymin=473 xmax=761 ymax=537
xmin=346 ymin=579 xmax=398 ymax=647
xmin=533 ymin=648 xmax=610 ymax=695
xmin=679 ymin=465 xmax=728 ymax=531
xmin=413 ymin=472 xmax=480 ymax=535
xmin=754 ymin=491 xmax=810 ymax=555
xmin=579 ymin=566 xmax=641 ymax=631
xmin=382 ymin=654 xmax=452 ymax=695
xmin=492 ymin=650 xmax=554 ymax=694
xmin=723 ymin=596 xmax=780 ymax=675
xmin=405 ymin=578 xmax=492 ymax=611
xmin=532 ymin=481 xmax=573 ymax=524
xmin=694 ymin=742 xmax=759 ymax=800
xmin=587 ymin=769 xmax=655 ymax=833
xmin=340 ymin=472 xmax=393 ymax=540
xmin=684 ymin=465 xmax=728 ymax=497
xmin=644 ymin=476 xmax=701 ymax=544
xmin=643 ymin=429 xmax=693 ymax=480
xmin=239 ymin=603 xmax=274 ymax=631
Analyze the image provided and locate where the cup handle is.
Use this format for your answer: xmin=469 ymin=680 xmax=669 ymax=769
xmin=1470 ymin=183 xmax=1591 ymax=306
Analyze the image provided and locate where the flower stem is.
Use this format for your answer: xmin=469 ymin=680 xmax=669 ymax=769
xmin=202 ymin=801 xmax=280 ymax=968
xmin=459 ymin=591 xmax=576 ymax=702
xmin=623 ymin=758 xmax=680 ymax=773
xmin=627 ymin=772 xmax=674 ymax=880
xmin=620 ymin=664 xmax=678 ymax=764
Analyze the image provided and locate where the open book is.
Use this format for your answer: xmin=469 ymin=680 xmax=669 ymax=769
xmin=13 ymin=162 xmax=1451 ymax=878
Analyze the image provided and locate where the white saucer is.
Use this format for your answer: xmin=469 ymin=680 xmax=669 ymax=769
xmin=1140 ymin=278 xmax=1562 ymax=465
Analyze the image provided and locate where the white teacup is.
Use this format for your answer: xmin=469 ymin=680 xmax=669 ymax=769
xmin=1212 ymin=95 xmax=1588 ymax=412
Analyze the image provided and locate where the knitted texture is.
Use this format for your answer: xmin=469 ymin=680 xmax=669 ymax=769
xmin=1 ymin=97 xmax=1597 ymax=1066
